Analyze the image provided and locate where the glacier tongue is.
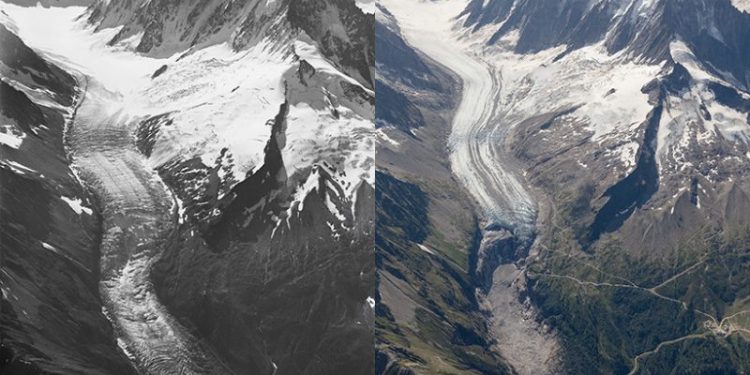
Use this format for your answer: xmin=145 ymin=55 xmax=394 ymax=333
xmin=378 ymin=0 xmax=557 ymax=373
xmin=378 ymin=0 xmax=535 ymax=232
xmin=0 ymin=2 xmax=367 ymax=373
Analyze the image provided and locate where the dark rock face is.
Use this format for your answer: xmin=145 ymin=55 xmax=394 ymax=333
xmin=0 ymin=27 xmax=135 ymax=375
xmin=588 ymin=99 xmax=663 ymax=243
xmin=375 ymin=80 xmax=424 ymax=132
xmin=150 ymin=64 xmax=167 ymax=79
xmin=203 ymin=102 xmax=289 ymax=250
xmin=375 ymin=350 xmax=418 ymax=375
xmin=462 ymin=0 xmax=623 ymax=50
xmin=288 ymin=0 xmax=375 ymax=88
xmin=374 ymin=10 xmax=453 ymax=134
xmin=0 ymin=82 xmax=45 ymax=135
xmin=0 ymin=24 xmax=76 ymax=106
xmin=708 ymin=81 xmax=750 ymax=114
xmin=88 ymin=0 xmax=291 ymax=58
xmin=153 ymin=192 xmax=375 ymax=374
xmin=150 ymin=83 xmax=374 ymax=375
xmin=656 ymin=0 xmax=750 ymax=89
xmin=134 ymin=113 xmax=171 ymax=157
xmin=375 ymin=171 xmax=429 ymax=245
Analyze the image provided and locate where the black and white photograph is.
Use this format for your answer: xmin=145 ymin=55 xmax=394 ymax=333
xmin=2 ymin=0 xmax=750 ymax=374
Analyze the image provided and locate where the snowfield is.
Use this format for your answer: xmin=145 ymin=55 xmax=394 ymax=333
xmin=3 ymin=4 xmax=374 ymax=200
xmin=356 ymin=0 xmax=376 ymax=14
xmin=3 ymin=4 xmax=289 ymax=180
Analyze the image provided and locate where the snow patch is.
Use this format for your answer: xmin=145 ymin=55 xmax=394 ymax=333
xmin=61 ymin=196 xmax=93 ymax=215
xmin=376 ymin=128 xmax=400 ymax=147
xmin=356 ymin=0 xmax=376 ymax=14
xmin=1 ymin=159 xmax=38 ymax=175
xmin=613 ymin=141 xmax=639 ymax=169
xmin=325 ymin=193 xmax=347 ymax=222
xmin=284 ymin=167 xmax=321 ymax=225
xmin=41 ymin=242 xmax=58 ymax=253
xmin=0 ymin=124 xmax=26 ymax=149
xmin=731 ymin=0 xmax=750 ymax=13
xmin=417 ymin=243 xmax=436 ymax=255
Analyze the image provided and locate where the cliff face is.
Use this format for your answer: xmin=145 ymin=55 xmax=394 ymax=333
xmin=0 ymin=24 xmax=135 ymax=375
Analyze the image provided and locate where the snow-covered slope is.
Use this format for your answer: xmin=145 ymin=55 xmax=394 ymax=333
xmin=3 ymin=2 xmax=373 ymax=234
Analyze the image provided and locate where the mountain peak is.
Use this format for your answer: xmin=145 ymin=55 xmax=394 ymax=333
xmin=460 ymin=0 xmax=750 ymax=89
